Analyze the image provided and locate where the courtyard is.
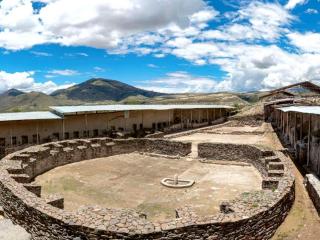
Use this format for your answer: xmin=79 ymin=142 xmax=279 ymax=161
xmin=34 ymin=153 xmax=262 ymax=221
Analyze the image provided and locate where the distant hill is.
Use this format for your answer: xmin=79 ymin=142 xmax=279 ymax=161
xmin=0 ymin=89 xmax=25 ymax=97
xmin=51 ymin=78 xmax=164 ymax=101
xmin=0 ymin=78 xmax=263 ymax=112
xmin=0 ymin=91 xmax=82 ymax=112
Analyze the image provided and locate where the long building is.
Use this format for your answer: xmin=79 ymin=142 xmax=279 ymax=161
xmin=0 ymin=104 xmax=233 ymax=156
xmin=266 ymin=104 xmax=320 ymax=177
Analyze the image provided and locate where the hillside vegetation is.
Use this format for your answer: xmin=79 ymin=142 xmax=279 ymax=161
xmin=0 ymin=78 xmax=263 ymax=112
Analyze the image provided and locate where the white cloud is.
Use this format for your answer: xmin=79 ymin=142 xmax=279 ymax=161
xmin=287 ymin=32 xmax=320 ymax=53
xmin=285 ymin=0 xmax=307 ymax=10
xmin=147 ymin=64 xmax=159 ymax=68
xmin=0 ymin=0 xmax=216 ymax=50
xmin=64 ymin=52 xmax=89 ymax=57
xmin=0 ymin=70 xmax=74 ymax=94
xmin=1 ymin=0 xmax=320 ymax=94
xmin=30 ymin=51 xmax=52 ymax=57
xmin=235 ymin=1 xmax=293 ymax=41
xmin=138 ymin=71 xmax=228 ymax=93
xmin=48 ymin=69 xmax=79 ymax=76
xmin=305 ymin=8 xmax=318 ymax=14
xmin=93 ymin=66 xmax=105 ymax=72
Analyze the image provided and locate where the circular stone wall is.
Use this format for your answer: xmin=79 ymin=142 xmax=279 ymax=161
xmin=0 ymin=138 xmax=295 ymax=240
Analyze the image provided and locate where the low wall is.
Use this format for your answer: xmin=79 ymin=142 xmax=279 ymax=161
xmin=0 ymin=138 xmax=294 ymax=240
xmin=305 ymin=174 xmax=320 ymax=215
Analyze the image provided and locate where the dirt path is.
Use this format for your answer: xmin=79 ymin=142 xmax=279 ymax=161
xmin=272 ymin=160 xmax=320 ymax=240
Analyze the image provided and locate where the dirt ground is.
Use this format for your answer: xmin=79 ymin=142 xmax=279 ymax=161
xmin=172 ymin=123 xmax=283 ymax=150
xmin=34 ymin=153 xmax=261 ymax=221
xmin=171 ymin=122 xmax=320 ymax=240
xmin=272 ymin=160 xmax=320 ymax=240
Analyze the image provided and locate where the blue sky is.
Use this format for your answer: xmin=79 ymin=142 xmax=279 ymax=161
xmin=0 ymin=0 xmax=319 ymax=94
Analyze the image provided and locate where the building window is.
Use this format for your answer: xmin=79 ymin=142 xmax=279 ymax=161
xmin=152 ymin=123 xmax=156 ymax=130
xmin=0 ymin=138 xmax=5 ymax=147
xmin=64 ymin=132 xmax=70 ymax=140
xmin=21 ymin=136 xmax=28 ymax=145
xmin=73 ymin=131 xmax=79 ymax=138
xmin=12 ymin=137 xmax=17 ymax=145
xmin=93 ymin=129 xmax=99 ymax=137
xmin=139 ymin=123 xmax=143 ymax=130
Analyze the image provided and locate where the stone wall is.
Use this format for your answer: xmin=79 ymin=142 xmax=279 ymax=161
xmin=198 ymin=143 xmax=274 ymax=177
xmin=0 ymin=138 xmax=294 ymax=240
xmin=305 ymin=174 xmax=320 ymax=215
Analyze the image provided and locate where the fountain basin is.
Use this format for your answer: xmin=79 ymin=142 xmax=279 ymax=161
xmin=161 ymin=178 xmax=195 ymax=188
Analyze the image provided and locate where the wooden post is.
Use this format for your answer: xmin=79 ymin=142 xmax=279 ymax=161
xmin=198 ymin=109 xmax=201 ymax=123
xmin=10 ymin=124 xmax=13 ymax=147
xmin=307 ymin=114 xmax=311 ymax=166
xmin=141 ymin=111 xmax=144 ymax=128
xmin=180 ymin=109 xmax=183 ymax=129
xmin=190 ymin=110 xmax=193 ymax=128
xmin=62 ymin=119 xmax=65 ymax=140
xmin=294 ymin=112 xmax=297 ymax=148
xmin=300 ymin=113 xmax=303 ymax=141
xmin=286 ymin=112 xmax=290 ymax=139
xmin=36 ymin=121 xmax=39 ymax=144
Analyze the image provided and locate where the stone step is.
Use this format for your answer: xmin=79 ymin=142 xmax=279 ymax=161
xmin=44 ymin=194 xmax=64 ymax=209
xmin=106 ymin=142 xmax=115 ymax=147
xmin=23 ymin=184 xmax=41 ymax=197
xmin=263 ymin=156 xmax=281 ymax=165
xmin=262 ymin=180 xmax=279 ymax=190
xmin=77 ymin=145 xmax=87 ymax=150
xmin=6 ymin=167 xmax=24 ymax=174
xmin=10 ymin=174 xmax=30 ymax=183
xmin=261 ymin=150 xmax=274 ymax=157
xmin=10 ymin=154 xmax=30 ymax=163
xmin=268 ymin=162 xmax=284 ymax=170
xmin=63 ymin=147 xmax=73 ymax=153
xmin=268 ymin=170 xmax=284 ymax=178
xmin=91 ymin=143 xmax=101 ymax=148
xmin=50 ymin=150 xmax=60 ymax=156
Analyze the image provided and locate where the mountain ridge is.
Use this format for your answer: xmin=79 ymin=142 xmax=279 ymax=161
xmin=51 ymin=78 xmax=165 ymax=101
xmin=0 ymin=78 xmax=256 ymax=112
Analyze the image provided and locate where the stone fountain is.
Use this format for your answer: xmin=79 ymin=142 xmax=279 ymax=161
xmin=161 ymin=174 xmax=195 ymax=188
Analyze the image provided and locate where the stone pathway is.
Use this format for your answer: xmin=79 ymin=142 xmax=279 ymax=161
xmin=0 ymin=212 xmax=31 ymax=240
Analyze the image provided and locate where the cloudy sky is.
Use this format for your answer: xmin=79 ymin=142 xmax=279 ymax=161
xmin=0 ymin=0 xmax=319 ymax=94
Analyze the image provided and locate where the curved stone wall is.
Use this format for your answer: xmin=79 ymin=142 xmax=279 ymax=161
xmin=0 ymin=138 xmax=294 ymax=240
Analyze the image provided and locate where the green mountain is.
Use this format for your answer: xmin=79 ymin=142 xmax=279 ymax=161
xmin=51 ymin=78 xmax=164 ymax=101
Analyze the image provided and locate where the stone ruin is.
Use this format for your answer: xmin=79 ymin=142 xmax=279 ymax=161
xmin=0 ymin=138 xmax=295 ymax=239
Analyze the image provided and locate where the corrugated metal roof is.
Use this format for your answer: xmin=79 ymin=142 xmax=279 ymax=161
xmin=0 ymin=111 xmax=61 ymax=122
xmin=278 ymin=106 xmax=320 ymax=115
xmin=50 ymin=104 xmax=233 ymax=115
